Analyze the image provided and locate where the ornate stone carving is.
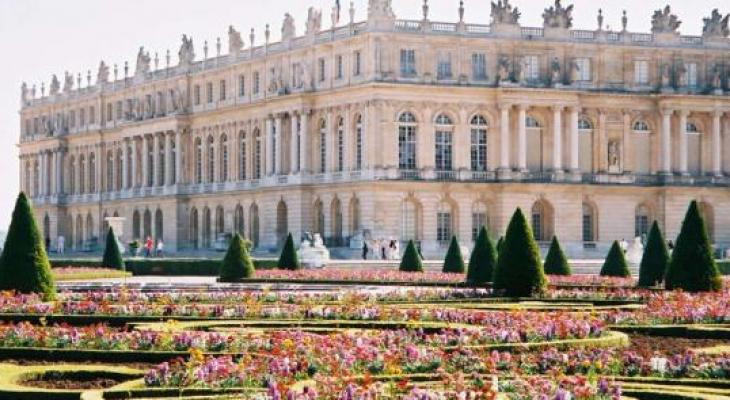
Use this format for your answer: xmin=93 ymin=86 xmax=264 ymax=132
xmin=542 ymin=0 xmax=573 ymax=29
xmin=228 ymin=26 xmax=243 ymax=55
xmin=711 ymin=65 xmax=723 ymax=94
xmin=660 ymin=64 xmax=672 ymax=89
xmin=49 ymin=74 xmax=60 ymax=95
xmin=497 ymin=56 xmax=511 ymax=85
xmin=63 ymin=72 xmax=74 ymax=93
xmin=702 ymin=9 xmax=729 ymax=38
xmin=306 ymin=7 xmax=322 ymax=36
xmin=651 ymin=6 xmax=681 ymax=34
xmin=569 ymin=59 xmax=580 ymax=84
xmin=282 ymin=13 xmax=296 ymax=41
xmin=608 ymin=140 xmax=621 ymax=171
xmin=135 ymin=47 xmax=151 ymax=77
xmin=368 ymin=0 xmax=394 ymax=20
xmin=491 ymin=0 xmax=520 ymax=25
xmin=97 ymin=61 xmax=109 ymax=84
xmin=178 ymin=34 xmax=195 ymax=66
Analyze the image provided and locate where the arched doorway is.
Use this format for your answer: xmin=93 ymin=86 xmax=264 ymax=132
xmin=132 ymin=210 xmax=141 ymax=240
xmin=313 ymin=199 xmax=324 ymax=236
xmin=234 ymin=205 xmax=245 ymax=236
xmin=349 ymin=197 xmax=361 ymax=234
xmin=249 ymin=203 xmax=260 ymax=248
xmin=155 ymin=209 xmax=163 ymax=241
xmin=531 ymin=199 xmax=554 ymax=242
xmin=276 ymin=200 xmax=288 ymax=247
xmin=331 ymin=197 xmax=343 ymax=246
xmin=75 ymin=215 xmax=83 ymax=249
xmin=190 ymin=208 xmax=199 ymax=249
xmin=202 ymin=207 xmax=212 ymax=248
xmin=143 ymin=209 xmax=152 ymax=240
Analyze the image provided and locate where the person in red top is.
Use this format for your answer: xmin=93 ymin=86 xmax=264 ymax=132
xmin=145 ymin=237 xmax=154 ymax=257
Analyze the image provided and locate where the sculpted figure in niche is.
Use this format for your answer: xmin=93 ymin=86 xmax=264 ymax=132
xmin=550 ymin=57 xmax=561 ymax=85
xmin=712 ymin=65 xmax=723 ymax=90
xmin=542 ymin=0 xmax=574 ymax=29
xmin=517 ymin=58 xmax=527 ymax=84
xmin=497 ymin=57 xmax=511 ymax=84
xmin=491 ymin=0 xmax=520 ymax=25
xmin=49 ymin=75 xmax=60 ymax=95
xmin=282 ymin=13 xmax=296 ymax=41
xmin=702 ymin=9 xmax=730 ymax=38
xmin=608 ymin=141 xmax=620 ymax=169
xmin=660 ymin=64 xmax=671 ymax=88
xmin=368 ymin=0 xmax=395 ymax=19
xmin=97 ymin=61 xmax=110 ymax=84
xmin=651 ymin=6 xmax=681 ymax=34
xmin=228 ymin=26 xmax=244 ymax=55
xmin=569 ymin=59 xmax=580 ymax=84
xmin=676 ymin=63 xmax=687 ymax=87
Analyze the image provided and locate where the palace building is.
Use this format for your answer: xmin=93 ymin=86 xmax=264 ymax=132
xmin=16 ymin=0 xmax=730 ymax=257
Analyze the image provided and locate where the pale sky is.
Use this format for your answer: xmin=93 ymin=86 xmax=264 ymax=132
xmin=0 ymin=0 xmax=726 ymax=229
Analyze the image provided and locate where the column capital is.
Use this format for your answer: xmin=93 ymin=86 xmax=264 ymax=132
xmin=712 ymin=109 xmax=724 ymax=119
xmin=517 ymin=103 xmax=530 ymax=112
xmin=551 ymin=105 xmax=565 ymax=113
xmin=660 ymin=108 xmax=674 ymax=117
xmin=498 ymin=103 xmax=513 ymax=112
xmin=678 ymin=109 xmax=690 ymax=118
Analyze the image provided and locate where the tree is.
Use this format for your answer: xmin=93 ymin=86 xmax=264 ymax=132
xmin=665 ymin=201 xmax=722 ymax=292
xmin=466 ymin=226 xmax=498 ymax=285
xmin=442 ymin=236 xmax=465 ymax=273
xmin=101 ymin=226 xmax=124 ymax=270
xmin=219 ymin=233 xmax=255 ymax=282
xmin=637 ymin=221 xmax=670 ymax=287
xmin=544 ymin=236 xmax=571 ymax=276
xmin=0 ymin=193 xmax=56 ymax=300
xmin=496 ymin=236 xmax=505 ymax=254
xmin=493 ymin=208 xmax=547 ymax=297
xmin=277 ymin=233 xmax=301 ymax=270
xmin=399 ymin=240 xmax=423 ymax=272
xmin=600 ymin=241 xmax=631 ymax=277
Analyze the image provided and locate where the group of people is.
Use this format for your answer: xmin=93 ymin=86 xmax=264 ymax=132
xmin=362 ymin=238 xmax=400 ymax=260
xmin=141 ymin=237 xmax=164 ymax=257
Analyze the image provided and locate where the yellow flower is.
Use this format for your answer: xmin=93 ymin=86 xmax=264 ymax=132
xmin=189 ymin=348 xmax=204 ymax=362
xmin=283 ymin=339 xmax=295 ymax=350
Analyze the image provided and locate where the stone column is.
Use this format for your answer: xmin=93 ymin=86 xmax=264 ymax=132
xmin=343 ymin=109 xmax=351 ymax=171
xmin=96 ymin=145 xmax=102 ymax=193
xmin=552 ymin=106 xmax=563 ymax=172
xmin=131 ymin=137 xmax=139 ymax=188
xmin=39 ymin=152 xmax=46 ymax=197
xmin=142 ymin=135 xmax=150 ymax=187
xmin=499 ymin=104 xmax=511 ymax=171
xmin=325 ymin=110 xmax=333 ymax=172
xmin=517 ymin=105 xmax=527 ymax=171
xmin=274 ymin=115 xmax=282 ymax=174
xmin=153 ymin=133 xmax=161 ymax=186
xmin=660 ymin=110 xmax=672 ymax=174
xmin=290 ymin=113 xmax=299 ymax=174
xmin=678 ymin=110 xmax=688 ymax=175
xmin=75 ymin=152 xmax=81 ymax=194
xmin=265 ymin=117 xmax=273 ymax=176
xmin=165 ymin=132 xmax=173 ymax=185
xmin=569 ymin=107 xmax=580 ymax=172
xmin=122 ymin=140 xmax=129 ymax=189
xmin=712 ymin=111 xmax=723 ymax=177
xmin=55 ymin=150 xmax=64 ymax=195
xmin=175 ymin=131 xmax=182 ymax=184
xmin=300 ymin=110 xmax=309 ymax=173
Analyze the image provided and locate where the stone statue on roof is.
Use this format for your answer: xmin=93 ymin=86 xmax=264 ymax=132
xmin=306 ymin=7 xmax=322 ymax=35
xmin=651 ymin=6 xmax=681 ymax=34
xmin=702 ymin=9 xmax=729 ymax=38
xmin=49 ymin=74 xmax=60 ymax=95
xmin=543 ymin=0 xmax=573 ymax=29
xmin=228 ymin=26 xmax=243 ymax=55
xmin=282 ymin=13 xmax=296 ymax=41
xmin=491 ymin=0 xmax=520 ymax=25
xmin=178 ymin=34 xmax=195 ymax=66
xmin=135 ymin=47 xmax=151 ymax=76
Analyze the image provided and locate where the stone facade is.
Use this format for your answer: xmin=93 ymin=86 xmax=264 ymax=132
xmin=16 ymin=1 xmax=730 ymax=257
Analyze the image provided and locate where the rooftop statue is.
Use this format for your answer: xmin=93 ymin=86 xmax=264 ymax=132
xmin=306 ymin=7 xmax=322 ymax=35
xmin=228 ymin=26 xmax=243 ymax=55
xmin=135 ymin=47 xmax=151 ymax=76
xmin=368 ymin=0 xmax=395 ymax=20
xmin=651 ymin=6 xmax=681 ymax=34
xmin=702 ymin=9 xmax=729 ymax=38
xmin=491 ymin=0 xmax=520 ymax=25
xmin=20 ymin=82 xmax=29 ymax=106
xmin=543 ymin=0 xmax=573 ymax=29
xmin=178 ymin=34 xmax=195 ymax=66
xmin=97 ymin=61 xmax=109 ymax=84
xmin=63 ymin=71 xmax=74 ymax=93
xmin=282 ymin=13 xmax=296 ymax=41
xmin=49 ymin=74 xmax=60 ymax=95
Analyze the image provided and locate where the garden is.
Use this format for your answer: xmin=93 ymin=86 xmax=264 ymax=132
xmin=0 ymin=193 xmax=727 ymax=399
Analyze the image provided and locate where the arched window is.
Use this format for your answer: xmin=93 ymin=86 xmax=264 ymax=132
xmin=313 ymin=199 xmax=325 ymax=235
xmin=634 ymin=204 xmax=650 ymax=239
xmin=238 ymin=131 xmax=247 ymax=181
xmin=319 ymin=119 xmax=327 ymax=173
xmin=143 ymin=209 xmax=152 ymax=239
xmin=195 ymin=138 xmax=203 ymax=184
xmin=276 ymin=200 xmax=288 ymax=246
xmin=158 ymin=136 xmax=165 ymax=186
xmin=401 ymin=197 xmax=421 ymax=241
xmin=86 ymin=213 xmax=94 ymax=244
xmin=88 ymin=153 xmax=96 ymax=193
xmin=170 ymin=138 xmax=176 ymax=184
xmin=68 ymin=157 xmax=76 ymax=195
xmin=155 ymin=209 xmax=163 ymax=240
xmin=686 ymin=122 xmax=699 ymax=134
xmin=249 ymin=203 xmax=260 ymax=248
xmin=220 ymin=134 xmax=229 ymax=181
xmin=32 ymin=160 xmax=39 ymax=197
xmin=79 ymin=155 xmax=86 ymax=194
xmin=398 ymin=112 xmax=417 ymax=170
xmin=75 ymin=215 xmax=83 ymax=248
xmin=215 ymin=206 xmax=225 ymax=237
xmin=132 ymin=210 xmax=141 ymax=240
xmin=470 ymin=115 xmax=488 ymax=172
xmin=434 ymin=114 xmax=453 ymax=172
xmin=436 ymin=201 xmax=453 ymax=245
xmin=43 ymin=214 xmax=50 ymax=243
xmin=331 ymin=197 xmax=343 ymax=246
xmin=349 ymin=197 xmax=361 ymax=233
xmin=207 ymin=136 xmax=215 ymax=183
xmin=633 ymin=120 xmax=650 ymax=132
xmin=106 ymin=151 xmax=114 ymax=192
xmin=471 ymin=202 xmax=488 ymax=241
xmin=526 ymin=116 xmax=541 ymax=128
xmin=336 ymin=118 xmax=344 ymax=172
xmin=116 ymin=149 xmax=123 ymax=191
xmin=531 ymin=200 xmax=554 ymax=242
xmin=202 ymin=207 xmax=212 ymax=248
xmin=578 ymin=118 xmax=593 ymax=130
xmin=355 ymin=115 xmax=363 ymax=170
xmin=234 ymin=205 xmax=245 ymax=236
xmin=24 ymin=160 xmax=31 ymax=195
xmin=190 ymin=207 xmax=199 ymax=249
xmin=582 ymin=202 xmax=596 ymax=242
xmin=146 ymin=140 xmax=154 ymax=186
xmin=254 ymin=129 xmax=262 ymax=179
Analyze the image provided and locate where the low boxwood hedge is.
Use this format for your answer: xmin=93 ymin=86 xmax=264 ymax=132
xmin=717 ymin=260 xmax=730 ymax=275
xmin=50 ymin=258 xmax=278 ymax=276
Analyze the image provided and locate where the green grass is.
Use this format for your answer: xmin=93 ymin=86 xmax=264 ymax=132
xmin=53 ymin=269 xmax=132 ymax=281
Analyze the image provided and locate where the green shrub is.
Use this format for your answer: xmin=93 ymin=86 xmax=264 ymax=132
xmin=399 ymin=240 xmax=423 ymax=272
xmin=718 ymin=261 xmax=730 ymax=275
xmin=0 ymin=193 xmax=56 ymax=300
xmin=493 ymin=208 xmax=547 ymax=297
xmin=277 ymin=233 xmax=300 ymax=270
xmin=50 ymin=258 xmax=278 ymax=275
xmin=665 ymin=201 xmax=722 ymax=292
xmin=638 ymin=221 xmax=670 ymax=287
xmin=496 ymin=236 xmax=505 ymax=254
xmin=466 ymin=226 xmax=497 ymax=285
xmin=219 ymin=234 xmax=255 ymax=282
xmin=442 ymin=236 xmax=465 ymax=273
xmin=543 ymin=236 xmax=571 ymax=276
xmin=101 ymin=227 xmax=124 ymax=270
xmin=600 ymin=240 xmax=631 ymax=277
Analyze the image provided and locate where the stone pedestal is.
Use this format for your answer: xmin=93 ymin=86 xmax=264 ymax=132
xmin=298 ymin=234 xmax=330 ymax=268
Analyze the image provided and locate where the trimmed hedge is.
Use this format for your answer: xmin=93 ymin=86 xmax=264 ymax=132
xmin=493 ymin=208 xmax=547 ymax=297
xmin=277 ymin=233 xmax=301 ymax=270
xmin=442 ymin=236 xmax=465 ymax=273
xmin=466 ymin=226 xmax=497 ymax=285
xmin=544 ymin=236 xmax=571 ymax=276
xmin=718 ymin=261 xmax=730 ymax=275
xmin=400 ymin=240 xmax=423 ymax=272
xmin=638 ymin=221 xmax=669 ymax=287
xmin=600 ymin=240 xmax=631 ymax=277
xmin=101 ymin=226 xmax=124 ymax=270
xmin=50 ymin=258 xmax=278 ymax=276
xmin=219 ymin=234 xmax=255 ymax=282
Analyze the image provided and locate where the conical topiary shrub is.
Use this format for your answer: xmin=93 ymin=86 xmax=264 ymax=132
xmin=219 ymin=233 xmax=255 ymax=282
xmin=399 ymin=240 xmax=423 ymax=272
xmin=277 ymin=233 xmax=300 ymax=270
xmin=101 ymin=226 xmax=124 ymax=270
xmin=493 ymin=208 xmax=547 ymax=297
xmin=665 ymin=201 xmax=722 ymax=292
xmin=466 ymin=226 xmax=497 ymax=285
xmin=496 ymin=236 xmax=505 ymax=254
xmin=600 ymin=241 xmax=631 ymax=277
xmin=442 ymin=236 xmax=465 ymax=273
xmin=544 ymin=236 xmax=571 ymax=275
xmin=638 ymin=221 xmax=670 ymax=287
xmin=0 ymin=193 xmax=56 ymax=300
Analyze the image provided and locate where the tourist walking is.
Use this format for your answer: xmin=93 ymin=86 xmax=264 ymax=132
xmin=144 ymin=236 xmax=153 ymax=257
xmin=381 ymin=238 xmax=387 ymax=260
xmin=362 ymin=241 xmax=368 ymax=260
xmin=57 ymin=235 xmax=65 ymax=254
xmin=156 ymin=239 xmax=164 ymax=257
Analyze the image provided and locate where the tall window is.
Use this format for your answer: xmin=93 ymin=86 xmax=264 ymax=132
xmin=472 ymin=211 xmax=487 ymax=242
xmin=434 ymin=114 xmax=453 ymax=171
xmin=582 ymin=203 xmax=595 ymax=242
xmin=219 ymin=79 xmax=227 ymax=101
xmin=402 ymin=199 xmax=419 ymax=241
xmin=158 ymin=139 xmax=165 ymax=185
xmin=472 ymin=53 xmax=487 ymax=80
xmin=116 ymin=101 xmax=123 ymax=120
xmin=354 ymin=51 xmax=362 ymax=76
xmin=88 ymin=153 xmax=96 ymax=193
xmin=79 ymin=108 xmax=86 ymax=127
xmin=437 ymin=208 xmax=452 ymax=244
xmin=634 ymin=60 xmax=649 ymax=85
xmin=336 ymin=118 xmax=344 ymax=171
xmin=106 ymin=152 xmax=114 ymax=192
xmin=195 ymin=138 xmax=203 ymax=184
xmin=319 ymin=119 xmax=327 ymax=173
xmin=239 ymin=132 xmax=247 ymax=180
xmin=106 ymin=104 xmax=113 ymax=122
xmin=254 ymin=129 xmax=262 ymax=179
xmin=398 ymin=112 xmax=417 ymax=170
xmin=400 ymin=49 xmax=416 ymax=76
xmin=336 ymin=55 xmax=343 ymax=79
xmin=524 ymin=55 xmax=539 ymax=81
xmin=253 ymin=72 xmax=260 ymax=94
xmin=238 ymin=75 xmax=245 ymax=97
xmin=684 ymin=63 xmax=698 ymax=87
xmin=220 ymin=135 xmax=229 ymax=181
xmin=635 ymin=205 xmax=650 ymax=239
xmin=318 ymin=58 xmax=326 ymax=82
xmin=470 ymin=115 xmax=488 ymax=172
xmin=206 ymin=82 xmax=213 ymax=103
xmin=437 ymin=53 xmax=452 ymax=80
xmin=574 ymin=58 xmax=591 ymax=81
xmin=207 ymin=136 xmax=215 ymax=182
xmin=355 ymin=115 xmax=363 ymax=170
xmin=194 ymin=85 xmax=201 ymax=105
xmin=89 ymin=106 xmax=95 ymax=124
